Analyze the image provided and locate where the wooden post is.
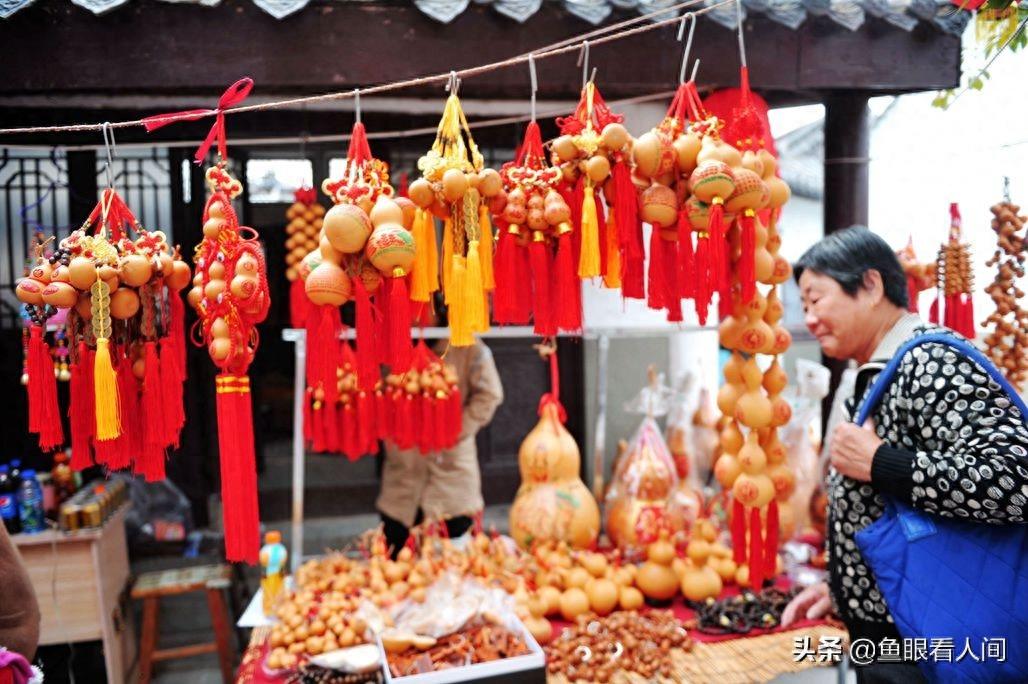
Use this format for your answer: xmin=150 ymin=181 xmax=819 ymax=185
xmin=66 ymin=150 xmax=97 ymax=222
xmin=820 ymin=92 xmax=871 ymax=435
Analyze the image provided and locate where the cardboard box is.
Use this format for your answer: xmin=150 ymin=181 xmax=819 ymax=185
xmin=378 ymin=615 xmax=546 ymax=684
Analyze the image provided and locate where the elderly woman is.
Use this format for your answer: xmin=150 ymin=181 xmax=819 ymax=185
xmin=780 ymin=227 xmax=1028 ymax=682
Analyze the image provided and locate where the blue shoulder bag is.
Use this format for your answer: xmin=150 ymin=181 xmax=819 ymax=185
xmin=853 ymin=333 xmax=1028 ymax=683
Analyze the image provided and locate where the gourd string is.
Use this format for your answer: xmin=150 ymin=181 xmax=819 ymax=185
xmin=0 ymin=0 xmax=738 ymax=136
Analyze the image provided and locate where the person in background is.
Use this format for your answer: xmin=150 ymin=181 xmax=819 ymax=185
xmin=780 ymin=227 xmax=1028 ymax=683
xmin=0 ymin=522 xmax=40 ymax=662
xmin=376 ymin=295 xmax=504 ymax=557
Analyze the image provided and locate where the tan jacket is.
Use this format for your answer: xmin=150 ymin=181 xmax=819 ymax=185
xmin=377 ymin=341 xmax=504 ymax=528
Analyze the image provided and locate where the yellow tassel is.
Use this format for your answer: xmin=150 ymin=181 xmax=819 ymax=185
xmin=449 ymin=255 xmax=473 ymax=346
xmin=442 ymin=218 xmax=454 ymax=303
xmin=93 ymin=337 xmax=121 ymax=440
xmin=478 ymin=205 xmax=495 ymax=291
xmin=465 ymin=240 xmax=488 ymax=333
xmin=603 ymin=210 xmax=622 ymax=289
xmin=410 ymin=209 xmax=430 ymax=302
xmin=579 ymin=185 xmax=600 ymax=278
xmin=426 ymin=214 xmax=439 ymax=296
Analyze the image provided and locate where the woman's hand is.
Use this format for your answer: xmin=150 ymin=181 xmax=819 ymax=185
xmin=830 ymin=420 xmax=882 ymax=482
xmin=781 ymin=581 xmax=832 ymax=628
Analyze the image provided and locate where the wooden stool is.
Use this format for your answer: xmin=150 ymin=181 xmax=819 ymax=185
xmin=132 ymin=564 xmax=235 ymax=684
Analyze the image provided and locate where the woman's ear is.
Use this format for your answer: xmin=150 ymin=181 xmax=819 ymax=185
xmin=862 ymin=269 xmax=885 ymax=304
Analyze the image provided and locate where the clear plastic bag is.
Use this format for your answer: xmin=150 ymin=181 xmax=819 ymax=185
xmin=779 ymin=359 xmax=831 ymax=539
xmin=114 ymin=474 xmax=193 ymax=546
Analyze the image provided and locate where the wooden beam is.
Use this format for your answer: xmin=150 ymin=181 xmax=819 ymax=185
xmin=0 ymin=0 xmax=960 ymax=103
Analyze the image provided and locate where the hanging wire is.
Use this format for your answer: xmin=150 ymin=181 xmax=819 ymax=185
xmin=692 ymin=59 xmax=702 ymax=83
xmin=678 ymin=14 xmax=698 ymax=83
xmin=528 ymin=53 xmax=538 ymax=122
xmin=354 ymin=88 xmax=361 ymax=124
xmin=101 ymin=122 xmax=116 ymax=190
xmin=577 ymin=40 xmax=591 ymax=89
xmin=736 ymin=0 xmax=748 ymax=68
xmin=1004 ymin=176 xmax=1011 ymax=202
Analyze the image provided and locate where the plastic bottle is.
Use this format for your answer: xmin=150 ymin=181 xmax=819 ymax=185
xmin=259 ymin=530 xmax=288 ymax=615
xmin=9 ymin=459 xmax=23 ymax=488
xmin=51 ymin=452 xmax=76 ymax=508
xmin=17 ymin=470 xmax=45 ymax=534
xmin=0 ymin=466 xmax=20 ymax=535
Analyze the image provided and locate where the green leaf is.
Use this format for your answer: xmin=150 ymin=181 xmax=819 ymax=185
xmin=970 ymin=76 xmax=985 ymax=90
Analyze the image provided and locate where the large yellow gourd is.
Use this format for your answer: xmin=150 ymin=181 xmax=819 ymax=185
xmin=509 ymin=402 xmax=600 ymax=550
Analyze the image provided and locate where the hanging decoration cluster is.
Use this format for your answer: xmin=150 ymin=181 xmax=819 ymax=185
xmin=408 ymin=88 xmax=502 ymax=346
xmin=285 ymin=187 xmax=323 ymax=328
xmin=551 ymin=81 xmax=640 ymax=300
xmin=16 ymin=189 xmax=190 ymax=478
xmin=929 ymin=203 xmax=976 ymax=338
xmin=490 ymin=121 xmax=577 ymax=334
xmin=983 ymin=198 xmax=1028 ymax=388
xmin=189 ymin=162 xmax=270 ymax=563
xmin=304 ymin=338 xmax=462 ymax=459
xmin=707 ymin=67 xmax=794 ymax=591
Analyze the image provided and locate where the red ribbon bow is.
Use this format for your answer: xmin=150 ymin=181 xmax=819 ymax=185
xmin=142 ymin=78 xmax=254 ymax=165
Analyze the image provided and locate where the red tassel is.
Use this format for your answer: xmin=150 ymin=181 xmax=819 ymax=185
xmin=27 ymin=325 xmax=63 ymax=451
xmin=707 ymin=201 xmax=727 ymax=295
xmin=693 ymin=231 xmax=711 ymax=325
xmin=159 ymin=335 xmax=184 ymax=449
xmin=354 ymin=278 xmax=380 ymax=391
xmin=303 ymin=388 xmax=313 ymax=447
xmin=647 ymin=229 xmax=666 ymax=311
xmin=68 ymin=346 xmax=94 ymax=472
xmin=906 ymin=276 xmax=920 ymax=314
xmin=764 ymin=499 xmax=780 ymax=581
xmin=420 ymin=395 xmax=436 ymax=454
xmin=554 ymin=231 xmax=581 ymax=332
xmin=662 ymin=239 xmax=682 ymax=322
xmin=113 ymin=354 xmax=138 ymax=472
xmin=140 ymin=342 xmax=166 ymax=482
xmin=749 ymin=506 xmax=765 ymax=590
xmin=529 ymin=236 xmax=556 ymax=336
xmin=215 ymin=374 xmax=260 ymax=564
xmin=677 ymin=210 xmax=695 ymax=300
xmin=612 ymin=162 xmax=645 ymax=299
xmin=169 ymin=291 xmax=186 ymax=382
xmin=322 ymin=401 xmax=340 ymax=454
xmin=289 ymin=278 xmax=310 ymax=329
xmin=929 ymin=295 xmax=940 ymax=324
xmin=731 ymin=498 xmax=747 ymax=565
xmin=395 ymin=393 xmax=414 ymax=450
xmin=387 ymin=277 xmax=412 ymax=373
xmin=308 ymin=305 xmax=341 ymax=405
xmin=944 ymin=292 xmax=958 ymax=331
xmin=356 ymin=391 xmax=375 ymax=456
xmin=962 ymin=293 xmax=976 ymax=339
xmin=311 ymin=403 xmax=327 ymax=453
xmin=595 ymin=194 xmax=609 ymax=278
xmin=739 ymin=212 xmax=756 ymax=303
xmin=514 ymin=237 xmax=533 ymax=324
xmin=493 ymin=225 xmax=519 ymax=324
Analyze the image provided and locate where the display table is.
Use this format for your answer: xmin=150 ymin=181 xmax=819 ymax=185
xmin=11 ymin=504 xmax=135 ymax=683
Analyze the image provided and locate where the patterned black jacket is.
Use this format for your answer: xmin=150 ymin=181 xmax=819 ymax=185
xmin=826 ymin=316 xmax=1028 ymax=642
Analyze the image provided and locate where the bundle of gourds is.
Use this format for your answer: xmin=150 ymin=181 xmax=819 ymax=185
xmin=551 ymin=80 xmax=642 ymax=299
xmin=706 ymin=69 xmax=794 ymax=591
xmin=407 ymin=88 xmax=502 ymax=346
xmin=16 ymin=189 xmax=190 ymax=478
xmin=284 ymin=187 xmax=323 ymax=328
xmin=983 ymin=199 xmax=1028 ymax=388
xmin=490 ymin=121 xmax=577 ymax=334
xmin=930 ymin=203 xmax=976 ymax=339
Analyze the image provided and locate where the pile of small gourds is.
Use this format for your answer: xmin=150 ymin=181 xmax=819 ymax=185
xmin=984 ymin=199 xmax=1028 ymax=388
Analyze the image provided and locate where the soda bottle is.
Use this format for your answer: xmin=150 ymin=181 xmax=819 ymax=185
xmin=9 ymin=459 xmax=22 ymax=488
xmin=17 ymin=470 xmax=45 ymax=534
xmin=51 ymin=452 xmax=76 ymax=508
xmin=0 ymin=466 xmax=20 ymax=535
xmin=259 ymin=530 xmax=288 ymax=615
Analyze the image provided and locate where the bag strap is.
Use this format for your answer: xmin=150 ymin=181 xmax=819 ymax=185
xmin=854 ymin=332 xmax=1028 ymax=425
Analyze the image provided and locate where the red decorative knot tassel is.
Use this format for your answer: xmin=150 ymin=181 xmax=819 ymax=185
xmin=322 ymin=401 xmax=340 ymax=454
xmin=612 ymin=162 xmax=645 ymax=299
xmin=342 ymin=403 xmax=358 ymax=461
xmin=289 ymin=277 xmax=310 ymax=329
xmin=554 ymin=228 xmax=582 ymax=332
xmin=387 ymin=274 xmax=413 ymax=373
xmin=308 ymin=305 xmax=342 ymax=405
xmin=595 ymin=194 xmax=609 ymax=278
xmin=707 ymin=198 xmax=727 ymax=295
xmin=906 ymin=276 xmax=920 ymax=314
xmin=748 ymin=506 xmax=765 ymax=590
xmin=140 ymin=342 xmax=167 ymax=482
xmin=114 ymin=354 xmax=139 ymax=473
xmin=27 ymin=325 xmax=64 ymax=451
xmin=376 ymin=390 xmax=391 ymax=441
xmin=677 ymin=209 xmax=695 ymax=300
xmin=303 ymin=387 xmax=313 ymax=446
xmin=356 ymin=391 xmax=375 ymax=456
xmin=662 ymin=238 xmax=683 ymax=323
xmin=353 ymin=278 xmax=379 ymax=391
xmin=68 ymin=346 xmax=94 ymax=472
xmin=514 ymin=235 xmax=533 ymax=324
xmin=961 ymin=293 xmax=976 ymax=339
xmin=529 ymin=233 xmax=556 ymax=337
xmin=731 ymin=498 xmax=747 ymax=565
xmin=739 ymin=211 xmax=757 ymax=304
xmin=693 ymin=229 xmax=712 ymax=325
xmin=647 ymin=229 xmax=666 ymax=311
xmin=493 ymin=224 xmax=517 ymax=324
xmin=764 ymin=499 xmax=780 ymax=582
xmin=160 ymin=335 xmax=184 ymax=449
xmin=215 ymin=374 xmax=260 ymax=564
xmin=928 ymin=295 xmax=940 ymax=324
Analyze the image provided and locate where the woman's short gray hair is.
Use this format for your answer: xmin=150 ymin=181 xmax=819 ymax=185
xmin=794 ymin=226 xmax=909 ymax=309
